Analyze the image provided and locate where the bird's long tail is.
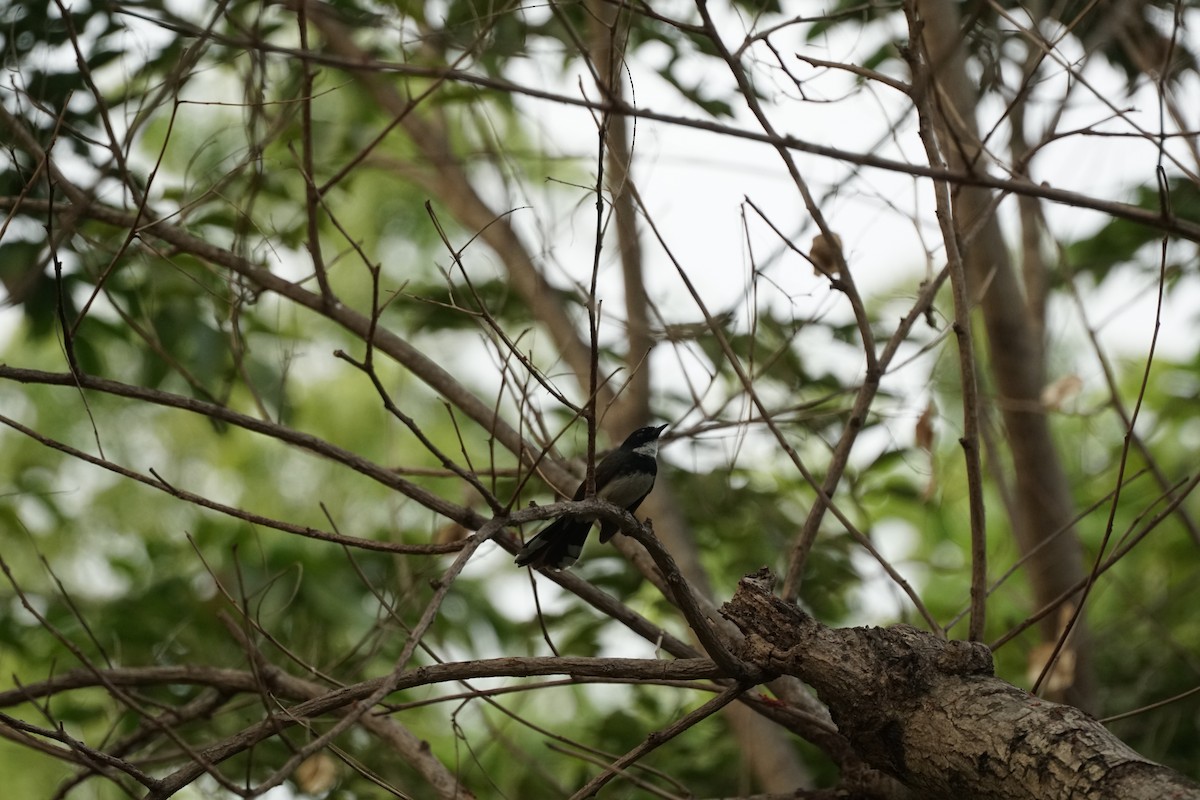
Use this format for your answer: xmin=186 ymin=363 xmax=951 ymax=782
xmin=514 ymin=516 xmax=592 ymax=570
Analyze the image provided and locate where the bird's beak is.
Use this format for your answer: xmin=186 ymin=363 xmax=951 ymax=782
xmin=655 ymin=424 xmax=668 ymax=436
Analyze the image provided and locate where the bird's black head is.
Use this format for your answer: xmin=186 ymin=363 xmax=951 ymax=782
xmin=620 ymin=424 xmax=667 ymax=451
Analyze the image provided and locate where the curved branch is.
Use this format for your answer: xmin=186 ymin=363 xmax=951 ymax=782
xmin=0 ymin=657 xmax=726 ymax=709
xmin=0 ymin=367 xmax=474 ymax=529
xmin=0 ymin=195 xmax=578 ymax=494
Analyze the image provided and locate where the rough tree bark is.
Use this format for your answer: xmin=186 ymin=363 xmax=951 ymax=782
xmin=722 ymin=571 xmax=1200 ymax=800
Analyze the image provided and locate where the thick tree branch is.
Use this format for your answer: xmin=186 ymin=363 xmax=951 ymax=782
xmin=722 ymin=571 xmax=1200 ymax=800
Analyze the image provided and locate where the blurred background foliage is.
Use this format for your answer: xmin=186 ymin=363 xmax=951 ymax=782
xmin=2 ymin=0 xmax=1200 ymax=797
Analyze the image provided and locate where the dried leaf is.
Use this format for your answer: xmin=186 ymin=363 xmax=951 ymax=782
xmin=915 ymin=401 xmax=937 ymax=453
xmin=434 ymin=521 xmax=470 ymax=545
xmin=1026 ymin=641 xmax=1077 ymax=694
xmin=1041 ymin=374 xmax=1083 ymax=411
xmin=295 ymin=752 xmax=338 ymax=795
xmin=809 ymin=232 xmax=844 ymax=277
xmin=916 ymin=401 xmax=938 ymax=501
xmin=1025 ymin=604 xmax=1079 ymax=693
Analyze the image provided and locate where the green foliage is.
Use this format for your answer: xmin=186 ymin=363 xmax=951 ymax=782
xmin=807 ymin=0 xmax=1199 ymax=90
xmin=3 ymin=0 xmax=1200 ymax=796
xmin=1064 ymin=178 xmax=1200 ymax=285
xmin=0 ymin=1 xmax=127 ymax=139
xmin=400 ymin=277 xmax=542 ymax=332
xmin=806 ymin=0 xmax=899 ymax=42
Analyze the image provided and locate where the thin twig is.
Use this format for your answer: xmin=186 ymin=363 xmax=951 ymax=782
xmin=903 ymin=1 xmax=989 ymax=641
xmin=568 ymin=683 xmax=748 ymax=799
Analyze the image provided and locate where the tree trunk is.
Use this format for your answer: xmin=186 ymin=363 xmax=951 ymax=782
xmin=583 ymin=4 xmax=813 ymax=789
xmin=910 ymin=0 xmax=1094 ymax=709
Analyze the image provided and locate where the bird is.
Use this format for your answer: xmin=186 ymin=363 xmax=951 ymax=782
xmin=515 ymin=424 xmax=667 ymax=570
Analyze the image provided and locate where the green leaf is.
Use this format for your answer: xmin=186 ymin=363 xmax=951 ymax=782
xmin=1063 ymin=178 xmax=1200 ymax=283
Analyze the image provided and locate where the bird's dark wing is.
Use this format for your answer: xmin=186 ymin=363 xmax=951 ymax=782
xmin=514 ymin=515 xmax=592 ymax=570
xmin=568 ymin=445 xmax=621 ymax=500
xmin=516 ymin=462 xmax=599 ymax=571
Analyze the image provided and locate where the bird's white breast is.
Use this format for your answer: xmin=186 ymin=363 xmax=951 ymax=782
xmin=631 ymin=440 xmax=659 ymax=458
xmin=597 ymin=471 xmax=656 ymax=507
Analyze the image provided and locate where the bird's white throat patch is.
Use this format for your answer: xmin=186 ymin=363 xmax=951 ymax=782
xmin=632 ymin=440 xmax=659 ymax=458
